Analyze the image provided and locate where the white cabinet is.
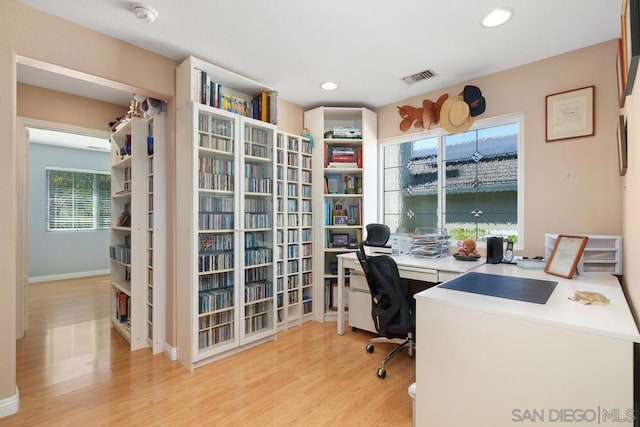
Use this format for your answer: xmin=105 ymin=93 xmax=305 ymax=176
xmin=304 ymin=107 xmax=377 ymax=321
xmin=176 ymin=56 xmax=279 ymax=370
xmin=110 ymin=115 xmax=166 ymax=353
xmin=544 ymin=234 xmax=622 ymax=275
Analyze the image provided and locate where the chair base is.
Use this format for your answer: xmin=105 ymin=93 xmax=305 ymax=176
xmin=366 ymin=334 xmax=415 ymax=379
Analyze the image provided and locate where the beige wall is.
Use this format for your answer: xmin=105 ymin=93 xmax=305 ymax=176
xmin=622 ymin=65 xmax=640 ymax=320
xmin=17 ymin=83 xmax=128 ymax=128
xmin=0 ymin=0 xmax=177 ymax=402
xmin=377 ymin=40 xmax=622 ymax=258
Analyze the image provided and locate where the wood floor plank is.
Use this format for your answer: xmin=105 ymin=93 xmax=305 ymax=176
xmin=2 ymin=276 xmax=414 ymax=426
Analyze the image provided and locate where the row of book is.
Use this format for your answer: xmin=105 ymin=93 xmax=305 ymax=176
xmin=325 ymin=174 xmax=362 ymax=194
xmin=198 ymin=323 xmax=233 ymax=349
xmin=199 ymin=310 xmax=234 ymax=329
xmin=244 ymin=280 xmax=273 ymax=302
xmin=198 ymin=270 xmax=234 ymax=291
xmin=192 ymin=68 xmax=278 ymax=125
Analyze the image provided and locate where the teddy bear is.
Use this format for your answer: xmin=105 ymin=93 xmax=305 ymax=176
xmin=457 ymin=237 xmax=479 ymax=257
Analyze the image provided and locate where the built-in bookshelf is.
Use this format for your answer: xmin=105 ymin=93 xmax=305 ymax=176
xmin=176 ymin=56 xmax=278 ymax=370
xmin=304 ymin=107 xmax=377 ymax=321
xmin=275 ymin=132 xmax=314 ymax=330
xmin=110 ymin=115 xmax=166 ymax=352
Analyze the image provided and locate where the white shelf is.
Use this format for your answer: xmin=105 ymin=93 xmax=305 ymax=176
xmin=176 ymin=96 xmax=278 ymax=370
xmin=109 ymin=116 xmax=166 ymax=354
xmin=545 ymin=233 xmax=622 ymax=275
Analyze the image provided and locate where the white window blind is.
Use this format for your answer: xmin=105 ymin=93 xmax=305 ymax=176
xmin=46 ymin=168 xmax=111 ymax=231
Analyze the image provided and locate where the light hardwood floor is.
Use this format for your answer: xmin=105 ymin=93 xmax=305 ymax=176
xmin=3 ymin=276 xmax=414 ymax=426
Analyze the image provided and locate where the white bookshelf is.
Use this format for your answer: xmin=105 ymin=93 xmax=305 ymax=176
xmin=304 ymin=107 xmax=377 ymax=321
xmin=109 ymin=116 xmax=166 ymax=352
xmin=544 ymin=234 xmax=622 ymax=275
xmin=275 ymin=131 xmax=314 ymax=330
xmin=176 ymin=56 xmax=278 ymax=370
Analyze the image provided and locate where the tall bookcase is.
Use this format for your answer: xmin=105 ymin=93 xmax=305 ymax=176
xmin=275 ymin=132 xmax=314 ymax=330
xmin=303 ymin=107 xmax=377 ymax=321
xmin=110 ymin=115 xmax=166 ymax=353
xmin=176 ymin=56 xmax=278 ymax=370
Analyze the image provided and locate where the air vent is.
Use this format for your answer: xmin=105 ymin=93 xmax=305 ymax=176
xmin=401 ymin=69 xmax=437 ymax=85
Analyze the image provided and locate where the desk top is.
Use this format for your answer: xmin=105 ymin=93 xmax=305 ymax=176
xmin=415 ymin=263 xmax=640 ymax=343
xmin=338 ymin=251 xmax=485 ymax=274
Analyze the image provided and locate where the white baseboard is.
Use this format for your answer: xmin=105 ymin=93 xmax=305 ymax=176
xmin=29 ymin=269 xmax=110 ymax=284
xmin=164 ymin=343 xmax=178 ymax=361
xmin=0 ymin=387 xmax=19 ymax=419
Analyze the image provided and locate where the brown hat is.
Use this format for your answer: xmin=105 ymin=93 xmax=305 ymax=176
xmin=440 ymin=95 xmax=473 ymax=134
xmin=433 ymin=93 xmax=449 ymax=124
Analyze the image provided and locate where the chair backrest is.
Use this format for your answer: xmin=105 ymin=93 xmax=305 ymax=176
xmin=364 ymin=223 xmax=390 ymax=247
xmin=356 ymin=244 xmax=412 ymax=338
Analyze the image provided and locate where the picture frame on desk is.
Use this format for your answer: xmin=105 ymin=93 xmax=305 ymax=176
xmin=545 ymin=86 xmax=595 ymax=142
xmin=544 ymin=235 xmax=589 ymax=279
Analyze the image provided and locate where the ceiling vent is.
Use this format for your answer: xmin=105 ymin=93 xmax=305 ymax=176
xmin=401 ymin=69 xmax=437 ymax=85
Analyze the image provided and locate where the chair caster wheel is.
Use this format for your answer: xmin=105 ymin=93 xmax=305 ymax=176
xmin=366 ymin=344 xmax=374 ymax=353
xmin=377 ymin=368 xmax=387 ymax=379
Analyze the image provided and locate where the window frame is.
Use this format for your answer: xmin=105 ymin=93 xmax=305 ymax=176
xmin=378 ymin=113 xmax=524 ymax=248
xmin=45 ymin=166 xmax=111 ymax=232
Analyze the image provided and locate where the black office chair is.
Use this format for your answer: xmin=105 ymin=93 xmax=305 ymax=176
xmin=356 ymin=242 xmax=415 ymax=379
xmin=363 ymin=223 xmax=391 ymax=247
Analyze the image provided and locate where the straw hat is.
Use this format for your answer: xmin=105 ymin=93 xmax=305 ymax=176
xmin=440 ymin=95 xmax=473 ymax=134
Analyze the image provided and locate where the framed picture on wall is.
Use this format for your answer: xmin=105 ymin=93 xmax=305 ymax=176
xmin=545 ymin=86 xmax=595 ymax=142
xmin=623 ymin=0 xmax=640 ymax=95
xmin=617 ymin=115 xmax=628 ymax=176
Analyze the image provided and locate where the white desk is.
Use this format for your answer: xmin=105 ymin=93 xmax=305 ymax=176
xmin=415 ymin=264 xmax=640 ymax=426
xmin=335 ymin=251 xmax=484 ymax=335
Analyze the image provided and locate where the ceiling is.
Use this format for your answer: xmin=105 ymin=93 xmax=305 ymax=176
xmin=16 ymin=0 xmax=621 ymax=109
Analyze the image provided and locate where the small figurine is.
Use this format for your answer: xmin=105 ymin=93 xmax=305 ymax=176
xmin=457 ymin=237 xmax=479 ymax=257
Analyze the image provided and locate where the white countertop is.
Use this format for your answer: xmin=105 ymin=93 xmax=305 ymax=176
xmin=415 ymin=263 xmax=640 ymax=343
xmin=338 ymin=251 xmax=484 ymax=274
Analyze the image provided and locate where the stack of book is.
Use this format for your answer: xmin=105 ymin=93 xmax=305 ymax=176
xmin=326 ymin=146 xmax=362 ymax=168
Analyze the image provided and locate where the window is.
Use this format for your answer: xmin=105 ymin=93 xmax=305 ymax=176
xmin=382 ymin=116 xmax=521 ymax=244
xmin=46 ymin=168 xmax=111 ymax=231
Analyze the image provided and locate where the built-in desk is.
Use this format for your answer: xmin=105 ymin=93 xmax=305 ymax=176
xmin=415 ymin=264 xmax=640 ymax=426
xmin=336 ymin=251 xmax=484 ymax=335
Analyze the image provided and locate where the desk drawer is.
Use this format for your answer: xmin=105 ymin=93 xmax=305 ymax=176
xmin=438 ymin=271 xmax=460 ymax=283
xmin=401 ymin=266 xmax=438 ymax=283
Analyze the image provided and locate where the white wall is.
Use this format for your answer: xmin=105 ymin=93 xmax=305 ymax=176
xmin=28 ymin=142 xmax=110 ymax=281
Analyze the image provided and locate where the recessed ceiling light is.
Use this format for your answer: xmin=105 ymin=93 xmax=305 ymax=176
xmin=482 ymin=8 xmax=513 ymax=28
xmin=320 ymin=81 xmax=338 ymax=91
xmin=132 ymin=3 xmax=158 ymax=23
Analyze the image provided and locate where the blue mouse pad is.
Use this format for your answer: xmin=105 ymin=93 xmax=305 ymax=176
xmin=439 ymin=272 xmax=558 ymax=304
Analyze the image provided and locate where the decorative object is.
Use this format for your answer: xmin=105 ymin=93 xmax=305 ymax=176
xmin=457 ymin=237 xmax=479 ymax=257
xmin=545 ymin=86 xmax=595 ymax=142
xmin=440 ymin=95 xmax=473 ymax=134
xmin=397 ymin=93 xmax=448 ymax=132
xmin=331 ymin=233 xmax=349 ymax=248
xmin=622 ymin=0 xmax=640 ymax=95
xmin=333 ymin=215 xmax=349 ymax=225
xmin=462 ymin=85 xmax=486 ymax=117
xmin=617 ymin=115 xmax=628 ymax=176
xmin=544 ymin=235 xmax=589 ymax=279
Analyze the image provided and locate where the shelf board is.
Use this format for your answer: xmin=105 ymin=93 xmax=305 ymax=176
xmin=111 ymin=280 xmax=131 ymax=295
xmin=111 ymin=318 xmax=131 ymax=343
